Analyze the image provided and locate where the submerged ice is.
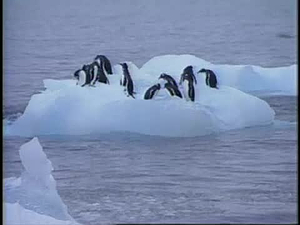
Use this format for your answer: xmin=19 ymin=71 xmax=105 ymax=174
xmin=4 ymin=54 xmax=292 ymax=137
xmin=4 ymin=138 xmax=76 ymax=223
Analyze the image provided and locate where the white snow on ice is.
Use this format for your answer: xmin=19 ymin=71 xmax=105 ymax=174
xmin=4 ymin=54 xmax=294 ymax=137
xmin=3 ymin=137 xmax=79 ymax=225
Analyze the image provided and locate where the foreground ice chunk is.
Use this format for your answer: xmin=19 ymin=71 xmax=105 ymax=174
xmin=4 ymin=138 xmax=76 ymax=222
xmin=19 ymin=137 xmax=54 ymax=188
xmin=4 ymin=202 xmax=78 ymax=225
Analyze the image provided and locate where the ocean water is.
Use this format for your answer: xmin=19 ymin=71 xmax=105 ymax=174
xmin=3 ymin=0 xmax=297 ymax=224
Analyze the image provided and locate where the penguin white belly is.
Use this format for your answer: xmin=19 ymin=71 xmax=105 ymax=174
xmin=120 ymin=74 xmax=125 ymax=86
xmin=207 ymin=72 xmax=211 ymax=86
xmin=90 ymin=66 xmax=98 ymax=84
xmin=95 ymin=58 xmax=101 ymax=66
xmin=77 ymin=70 xmax=86 ymax=86
xmin=182 ymin=80 xmax=190 ymax=101
xmin=120 ymin=75 xmax=123 ymax=85
xmin=103 ymin=64 xmax=108 ymax=77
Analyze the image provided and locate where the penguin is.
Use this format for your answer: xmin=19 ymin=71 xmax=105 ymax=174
xmin=158 ymin=73 xmax=179 ymax=88
xmin=81 ymin=64 xmax=92 ymax=87
xmin=94 ymin=55 xmax=113 ymax=75
xmin=198 ymin=68 xmax=218 ymax=89
xmin=88 ymin=62 xmax=99 ymax=85
xmin=181 ymin=73 xmax=195 ymax=102
xmin=76 ymin=64 xmax=90 ymax=87
xmin=96 ymin=59 xmax=110 ymax=84
xmin=179 ymin=65 xmax=197 ymax=85
xmin=164 ymin=83 xmax=183 ymax=98
xmin=76 ymin=70 xmax=87 ymax=87
xmin=120 ymin=67 xmax=127 ymax=87
xmin=119 ymin=62 xmax=135 ymax=98
xmin=144 ymin=83 xmax=161 ymax=100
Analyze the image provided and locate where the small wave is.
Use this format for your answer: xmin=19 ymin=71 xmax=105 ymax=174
xmin=273 ymin=120 xmax=297 ymax=127
xmin=276 ymin=33 xmax=295 ymax=39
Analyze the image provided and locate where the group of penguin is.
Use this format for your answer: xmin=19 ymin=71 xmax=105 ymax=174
xmin=73 ymin=55 xmax=218 ymax=102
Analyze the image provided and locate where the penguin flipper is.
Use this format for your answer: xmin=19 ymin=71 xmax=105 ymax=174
xmin=176 ymin=91 xmax=183 ymax=98
xmin=193 ymin=74 xmax=197 ymax=84
xmin=127 ymin=94 xmax=135 ymax=99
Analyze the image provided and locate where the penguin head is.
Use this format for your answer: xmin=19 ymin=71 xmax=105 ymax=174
xmin=94 ymin=55 xmax=104 ymax=60
xmin=73 ymin=69 xmax=81 ymax=79
xmin=82 ymin=64 xmax=90 ymax=73
xmin=181 ymin=66 xmax=194 ymax=78
xmin=183 ymin=65 xmax=193 ymax=73
xmin=159 ymin=73 xmax=167 ymax=79
xmin=197 ymin=68 xmax=206 ymax=73
xmin=119 ymin=62 xmax=128 ymax=70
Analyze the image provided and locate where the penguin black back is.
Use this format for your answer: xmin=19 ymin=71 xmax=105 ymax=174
xmin=73 ymin=69 xmax=81 ymax=80
xmin=94 ymin=55 xmax=113 ymax=75
xmin=206 ymin=69 xmax=218 ymax=89
xmin=159 ymin=73 xmax=178 ymax=88
xmin=97 ymin=59 xmax=110 ymax=84
xmin=120 ymin=63 xmax=135 ymax=98
xmin=198 ymin=68 xmax=218 ymax=89
xmin=82 ymin=64 xmax=92 ymax=85
xmin=164 ymin=83 xmax=182 ymax=98
xmin=144 ymin=83 xmax=161 ymax=100
xmin=182 ymin=73 xmax=195 ymax=102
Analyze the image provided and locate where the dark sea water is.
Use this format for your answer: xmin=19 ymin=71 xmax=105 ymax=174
xmin=3 ymin=0 xmax=298 ymax=224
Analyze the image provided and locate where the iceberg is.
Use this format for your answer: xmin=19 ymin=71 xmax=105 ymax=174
xmin=141 ymin=54 xmax=297 ymax=95
xmin=3 ymin=137 xmax=78 ymax=224
xmin=4 ymin=55 xmax=281 ymax=137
